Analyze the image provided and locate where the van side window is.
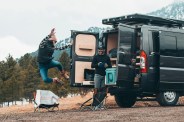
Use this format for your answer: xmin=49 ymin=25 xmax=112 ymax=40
xmin=177 ymin=37 xmax=184 ymax=57
xmin=160 ymin=35 xmax=177 ymax=57
xmin=152 ymin=32 xmax=159 ymax=53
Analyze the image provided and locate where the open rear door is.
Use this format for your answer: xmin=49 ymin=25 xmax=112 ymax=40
xmin=117 ymin=24 xmax=136 ymax=87
xmin=70 ymin=31 xmax=98 ymax=87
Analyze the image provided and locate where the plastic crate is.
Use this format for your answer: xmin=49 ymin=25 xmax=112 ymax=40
xmin=105 ymin=68 xmax=116 ymax=85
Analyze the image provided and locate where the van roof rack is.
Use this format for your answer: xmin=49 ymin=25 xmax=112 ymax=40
xmin=102 ymin=13 xmax=184 ymax=28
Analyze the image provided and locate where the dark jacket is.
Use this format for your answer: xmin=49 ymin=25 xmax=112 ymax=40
xmin=91 ymin=54 xmax=112 ymax=76
xmin=37 ymin=35 xmax=54 ymax=64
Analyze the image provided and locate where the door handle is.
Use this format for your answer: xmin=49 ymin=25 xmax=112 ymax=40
xmin=118 ymin=51 xmax=125 ymax=55
xmin=150 ymin=52 xmax=160 ymax=55
xmin=151 ymin=52 xmax=156 ymax=55
xmin=78 ymin=57 xmax=93 ymax=60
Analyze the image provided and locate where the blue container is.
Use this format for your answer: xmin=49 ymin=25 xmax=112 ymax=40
xmin=105 ymin=68 xmax=116 ymax=85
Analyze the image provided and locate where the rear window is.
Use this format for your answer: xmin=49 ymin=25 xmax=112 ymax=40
xmin=118 ymin=30 xmax=134 ymax=65
xmin=119 ymin=31 xmax=132 ymax=53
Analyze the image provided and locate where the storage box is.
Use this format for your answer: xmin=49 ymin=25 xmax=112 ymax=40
xmin=105 ymin=68 xmax=116 ymax=85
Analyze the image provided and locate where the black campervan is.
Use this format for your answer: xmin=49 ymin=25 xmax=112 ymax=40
xmin=70 ymin=14 xmax=184 ymax=107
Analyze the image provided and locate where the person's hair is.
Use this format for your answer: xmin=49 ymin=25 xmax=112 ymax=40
xmin=98 ymin=46 xmax=105 ymax=50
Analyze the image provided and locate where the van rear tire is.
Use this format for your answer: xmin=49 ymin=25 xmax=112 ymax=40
xmin=115 ymin=94 xmax=136 ymax=108
xmin=157 ymin=91 xmax=179 ymax=106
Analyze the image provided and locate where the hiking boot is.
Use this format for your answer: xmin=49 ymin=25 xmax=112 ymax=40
xmin=60 ymin=71 xmax=69 ymax=80
xmin=53 ymin=77 xmax=64 ymax=86
xmin=64 ymin=73 xmax=69 ymax=80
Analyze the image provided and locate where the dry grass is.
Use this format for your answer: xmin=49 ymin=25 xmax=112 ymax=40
xmin=1 ymin=93 xmax=184 ymax=115
xmin=0 ymin=92 xmax=116 ymax=115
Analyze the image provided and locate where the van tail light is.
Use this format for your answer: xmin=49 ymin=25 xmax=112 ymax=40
xmin=140 ymin=50 xmax=147 ymax=73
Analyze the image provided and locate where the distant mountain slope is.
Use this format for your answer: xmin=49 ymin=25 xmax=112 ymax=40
xmin=148 ymin=1 xmax=184 ymax=20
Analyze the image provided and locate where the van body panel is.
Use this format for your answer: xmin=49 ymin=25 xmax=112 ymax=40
xmin=140 ymin=26 xmax=184 ymax=92
xmin=159 ymin=31 xmax=184 ymax=90
xmin=70 ymin=14 xmax=184 ymax=103
xmin=140 ymin=26 xmax=160 ymax=92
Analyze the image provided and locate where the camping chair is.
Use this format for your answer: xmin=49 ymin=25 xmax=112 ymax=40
xmin=33 ymin=90 xmax=59 ymax=112
xmin=80 ymin=88 xmax=108 ymax=111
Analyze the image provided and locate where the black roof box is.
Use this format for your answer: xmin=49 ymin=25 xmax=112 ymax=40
xmin=102 ymin=13 xmax=184 ymax=28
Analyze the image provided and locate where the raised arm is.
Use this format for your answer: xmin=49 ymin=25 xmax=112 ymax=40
xmin=39 ymin=28 xmax=56 ymax=48
xmin=49 ymin=28 xmax=55 ymax=36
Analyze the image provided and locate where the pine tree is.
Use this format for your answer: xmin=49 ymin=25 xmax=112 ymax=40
xmin=59 ymin=51 xmax=70 ymax=71
xmin=1 ymin=55 xmax=17 ymax=106
xmin=18 ymin=53 xmax=40 ymax=102
xmin=18 ymin=53 xmax=32 ymax=69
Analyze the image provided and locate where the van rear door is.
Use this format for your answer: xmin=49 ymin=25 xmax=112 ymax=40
xmin=70 ymin=31 xmax=98 ymax=87
xmin=117 ymin=24 xmax=136 ymax=87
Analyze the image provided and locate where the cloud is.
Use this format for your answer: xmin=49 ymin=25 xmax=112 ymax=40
xmin=0 ymin=36 xmax=37 ymax=61
xmin=0 ymin=0 xmax=175 ymax=61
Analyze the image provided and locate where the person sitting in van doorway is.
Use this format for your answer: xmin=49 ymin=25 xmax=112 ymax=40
xmin=37 ymin=28 xmax=69 ymax=85
xmin=91 ymin=46 xmax=112 ymax=94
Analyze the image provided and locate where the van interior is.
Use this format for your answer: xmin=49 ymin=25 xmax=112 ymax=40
xmin=74 ymin=28 xmax=142 ymax=86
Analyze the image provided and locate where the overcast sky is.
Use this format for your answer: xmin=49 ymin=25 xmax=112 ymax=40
xmin=0 ymin=0 xmax=176 ymax=61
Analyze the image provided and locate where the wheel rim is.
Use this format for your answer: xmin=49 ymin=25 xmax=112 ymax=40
xmin=163 ymin=91 xmax=176 ymax=103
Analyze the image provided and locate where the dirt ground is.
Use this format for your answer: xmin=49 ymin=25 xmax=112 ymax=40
xmin=1 ymin=92 xmax=184 ymax=122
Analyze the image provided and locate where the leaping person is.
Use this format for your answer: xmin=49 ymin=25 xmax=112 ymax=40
xmin=37 ymin=28 xmax=69 ymax=85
